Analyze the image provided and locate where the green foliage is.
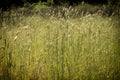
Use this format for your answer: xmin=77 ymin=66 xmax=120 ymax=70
xmin=107 ymin=0 xmax=120 ymax=18
xmin=0 ymin=5 xmax=120 ymax=80
xmin=107 ymin=0 xmax=120 ymax=8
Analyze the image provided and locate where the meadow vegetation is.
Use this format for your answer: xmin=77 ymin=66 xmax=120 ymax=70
xmin=0 ymin=3 xmax=120 ymax=80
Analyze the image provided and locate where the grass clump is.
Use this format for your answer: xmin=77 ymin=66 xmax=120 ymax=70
xmin=0 ymin=4 xmax=120 ymax=80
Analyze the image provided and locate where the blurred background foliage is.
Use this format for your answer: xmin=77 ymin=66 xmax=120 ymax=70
xmin=0 ymin=0 xmax=119 ymax=10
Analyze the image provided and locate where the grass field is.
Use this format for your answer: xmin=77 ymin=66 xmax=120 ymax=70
xmin=0 ymin=5 xmax=120 ymax=80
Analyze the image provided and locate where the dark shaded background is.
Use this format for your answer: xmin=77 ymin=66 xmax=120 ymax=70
xmin=0 ymin=0 xmax=119 ymax=10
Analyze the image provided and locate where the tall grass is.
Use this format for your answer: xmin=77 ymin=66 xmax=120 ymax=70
xmin=0 ymin=5 xmax=120 ymax=80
